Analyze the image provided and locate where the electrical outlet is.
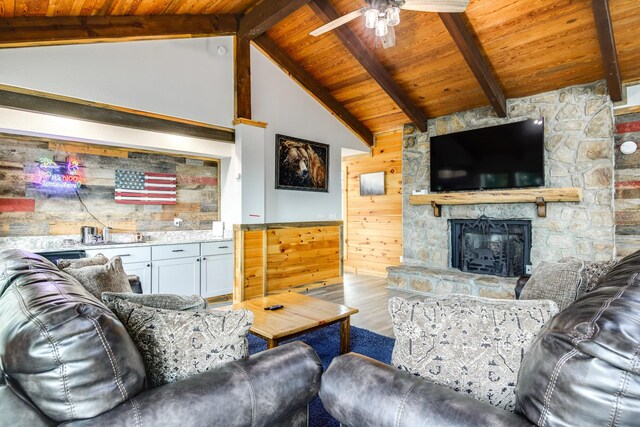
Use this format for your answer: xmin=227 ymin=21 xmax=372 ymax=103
xmin=173 ymin=217 xmax=183 ymax=227
xmin=525 ymin=264 xmax=532 ymax=275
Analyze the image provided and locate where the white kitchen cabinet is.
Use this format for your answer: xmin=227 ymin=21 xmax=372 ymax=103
xmin=151 ymin=244 xmax=201 ymax=296
xmin=83 ymin=241 xmax=231 ymax=297
xmin=200 ymin=240 xmax=233 ymax=298
xmin=123 ymin=261 xmax=152 ymax=294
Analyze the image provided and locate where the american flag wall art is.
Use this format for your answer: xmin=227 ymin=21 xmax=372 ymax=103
xmin=115 ymin=170 xmax=177 ymax=205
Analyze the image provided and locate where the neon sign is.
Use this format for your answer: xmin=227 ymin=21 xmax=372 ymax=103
xmin=33 ymin=157 xmax=83 ymax=190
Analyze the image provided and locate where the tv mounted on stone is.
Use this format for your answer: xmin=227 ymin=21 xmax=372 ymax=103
xmin=430 ymin=118 xmax=545 ymax=192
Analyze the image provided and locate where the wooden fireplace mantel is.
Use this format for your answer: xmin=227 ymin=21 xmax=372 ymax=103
xmin=408 ymin=187 xmax=582 ymax=218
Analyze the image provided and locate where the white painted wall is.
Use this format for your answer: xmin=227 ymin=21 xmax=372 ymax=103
xmin=0 ymin=37 xmax=235 ymax=127
xmin=615 ymin=83 xmax=640 ymax=109
xmin=250 ymin=45 xmax=367 ymax=223
xmin=0 ymin=37 xmax=370 ymax=225
xmin=235 ymin=123 xmax=267 ymax=224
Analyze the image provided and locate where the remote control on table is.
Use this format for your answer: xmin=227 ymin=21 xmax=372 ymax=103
xmin=264 ymin=304 xmax=284 ymax=310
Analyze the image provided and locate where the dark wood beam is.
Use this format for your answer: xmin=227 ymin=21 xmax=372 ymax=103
xmin=235 ymin=36 xmax=252 ymax=120
xmin=591 ymin=0 xmax=623 ymax=102
xmin=0 ymin=15 xmax=239 ymax=48
xmin=253 ymin=34 xmax=373 ymax=146
xmin=238 ymin=0 xmax=312 ymax=40
xmin=0 ymin=85 xmax=235 ymax=143
xmin=439 ymin=13 xmax=507 ymax=118
xmin=309 ymin=0 xmax=428 ymax=132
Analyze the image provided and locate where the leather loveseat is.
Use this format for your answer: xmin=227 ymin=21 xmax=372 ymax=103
xmin=320 ymin=249 xmax=640 ymax=427
xmin=0 ymin=249 xmax=322 ymax=426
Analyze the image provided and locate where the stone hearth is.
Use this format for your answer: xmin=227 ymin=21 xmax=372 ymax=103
xmin=387 ymin=265 xmax=517 ymax=299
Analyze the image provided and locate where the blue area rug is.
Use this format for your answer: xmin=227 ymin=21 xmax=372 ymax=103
xmin=248 ymin=323 xmax=395 ymax=427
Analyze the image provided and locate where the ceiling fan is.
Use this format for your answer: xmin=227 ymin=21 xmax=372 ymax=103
xmin=310 ymin=0 xmax=469 ymax=48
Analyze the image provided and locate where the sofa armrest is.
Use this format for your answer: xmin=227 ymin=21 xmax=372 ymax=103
xmin=320 ymin=353 xmax=533 ymax=427
xmin=127 ymin=275 xmax=142 ymax=294
xmin=64 ymin=341 xmax=322 ymax=427
xmin=515 ymin=275 xmax=530 ymax=299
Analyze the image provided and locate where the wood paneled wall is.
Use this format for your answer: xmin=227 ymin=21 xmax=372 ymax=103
xmin=0 ymin=133 xmax=219 ymax=236
xmin=233 ymin=222 xmax=342 ymax=302
xmin=343 ymin=130 xmax=402 ymax=276
xmin=614 ymin=111 xmax=640 ymax=257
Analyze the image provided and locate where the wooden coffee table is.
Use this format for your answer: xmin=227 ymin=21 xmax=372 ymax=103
xmin=221 ymin=293 xmax=359 ymax=354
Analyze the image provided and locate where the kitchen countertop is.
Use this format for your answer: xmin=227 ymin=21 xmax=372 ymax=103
xmin=0 ymin=230 xmax=233 ymax=253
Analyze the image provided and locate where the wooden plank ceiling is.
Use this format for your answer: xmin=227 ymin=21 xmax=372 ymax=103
xmin=1 ymin=0 xmax=639 ymax=137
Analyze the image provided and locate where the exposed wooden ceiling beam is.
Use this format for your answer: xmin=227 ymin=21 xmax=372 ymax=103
xmin=309 ymin=0 xmax=428 ymax=132
xmin=235 ymin=36 xmax=252 ymax=120
xmin=0 ymin=84 xmax=235 ymax=142
xmin=439 ymin=13 xmax=507 ymax=118
xmin=253 ymin=34 xmax=373 ymax=146
xmin=0 ymin=15 xmax=239 ymax=49
xmin=591 ymin=0 xmax=623 ymax=102
xmin=238 ymin=0 xmax=312 ymax=40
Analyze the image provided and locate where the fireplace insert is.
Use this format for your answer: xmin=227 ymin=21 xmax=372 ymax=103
xmin=450 ymin=216 xmax=532 ymax=277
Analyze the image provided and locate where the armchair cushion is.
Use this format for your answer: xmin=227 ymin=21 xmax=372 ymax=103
xmin=111 ymin=299 xmax=253 ymax=387
xmin=0 ymin=249 xmax=146 ymax=422
xmin=389 ymin=295 xmax=558 ymax=412
xmin=516 ymin=250 xmax=640 ymax=426
xmin=63 ymin=256 xmax=131 ymax=299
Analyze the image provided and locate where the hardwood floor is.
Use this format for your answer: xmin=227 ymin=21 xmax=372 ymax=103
xmin=212 ymin=273 xmax=426 ymax=338
xmin=303 ymin=273 xmax=426 ymax=338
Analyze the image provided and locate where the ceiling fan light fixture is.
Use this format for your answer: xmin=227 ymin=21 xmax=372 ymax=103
xmin=386 ymin=6 xmax=400 ymax=26
xmin=375 ymin=18 xmax=389 ymax=36
xmin=364 ymin=8 xmax=379 ymax=29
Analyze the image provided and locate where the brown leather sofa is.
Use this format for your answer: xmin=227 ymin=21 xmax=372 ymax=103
xmin=320 ymin=249 xmax=640 ymax=427
xmin=0 ymin=249 xmax=322 ymax=426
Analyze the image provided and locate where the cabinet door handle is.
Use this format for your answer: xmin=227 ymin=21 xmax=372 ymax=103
xmin=218 ymin=246 xmax=229 ymax=249
xmin=119 ymin=254 xmax=132 ymax=257
xmin=146 ymin=264 xmax=150 ymax=267
xmin=196 ymin=258 xmax=200 ymax=262
xmin=171 ymin=249 xmax=185 ymax=252
xmin=202 ymin=257 xmax=207 ymax=261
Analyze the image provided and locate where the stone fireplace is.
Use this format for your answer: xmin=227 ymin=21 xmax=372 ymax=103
xmin=389 ymin=81 xmax=616 ymax=299
xmin=450 ymin=216 xmax=531 ymax=277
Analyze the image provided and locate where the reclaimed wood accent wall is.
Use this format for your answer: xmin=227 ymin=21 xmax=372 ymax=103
xmin=614 ymin=112 xmax=640 ymax=257
xmin=233 ymin=222 xmax=342 ymax=302
xmin=0 ymin=133 xmax=219 ymax=237
xmin=343 ymin=130 xmax=402 ymax=276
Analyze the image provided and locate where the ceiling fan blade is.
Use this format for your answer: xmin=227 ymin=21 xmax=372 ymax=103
xmin=380 ymin=25 xmax=396 ymax=49
xmin=400 ymin=0 xmax=469 ymax=13
xmin=310 ymin=8 xmax=367 ymax=37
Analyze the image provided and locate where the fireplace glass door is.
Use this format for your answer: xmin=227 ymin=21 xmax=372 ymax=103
xmin=450 ymin=216 xmax=532 ymax=277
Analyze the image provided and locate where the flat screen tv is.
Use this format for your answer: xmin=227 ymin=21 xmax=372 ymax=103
xmin=430 ymin=118 xmax=545 ymax=192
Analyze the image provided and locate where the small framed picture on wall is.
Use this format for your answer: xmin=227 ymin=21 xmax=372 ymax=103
xmin=360 ymin=171 xmax=385 ymax=196
xmin=275 ymin=134 xmax=329 ymax=192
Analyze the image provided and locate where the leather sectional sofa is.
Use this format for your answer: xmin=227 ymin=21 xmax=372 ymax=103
xmin=0 ymin=249 xmax=322 ymax=426
xmin=320 ymin=249 xmax=640 ymax=427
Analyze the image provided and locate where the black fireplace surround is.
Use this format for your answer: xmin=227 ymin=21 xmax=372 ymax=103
xmin=450 ymin=216 xmax=532 ymax=277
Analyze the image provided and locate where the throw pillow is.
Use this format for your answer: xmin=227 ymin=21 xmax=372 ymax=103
xmin=57 ymin=253 xmax=108 ymax=269
xmin=389 ymin=295 xmax=559 ymax=412
xmin=519 ymin=258 xmax=583 ymax=310
xmin=101 ymin=292 xmax=207 ymax=311
xmin=576 ymin=259 xmax=618 ymax=298
xmin=64 ymin=256 xmax=131 ymax=299
xmin=111 ymin=299 xmax=253 ymax=387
